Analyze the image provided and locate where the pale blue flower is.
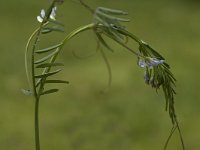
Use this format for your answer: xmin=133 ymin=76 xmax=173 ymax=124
xmin=148 ymin=58 xmax=164 ymax=67
xmin=138 ymin=59 xmax=146 ymax=68
xmin=138 ymin=58 xmax=164 ymax=68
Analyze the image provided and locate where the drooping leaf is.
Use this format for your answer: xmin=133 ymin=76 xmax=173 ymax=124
xmin=139 ymin=44 xmax=150 ymax=56
xmin=96 ymin=33 xmax=114 ymax=52
xmin=109 ymin=29 xmax=124 ymax=42
xmin=36 ymin=63 xmax=64 ymax=68
xmin=96 ymin=10 xmax=130 ymax=22
xmin=97 ymin=7 xmax=128 ymax=15
xmin=40 ymin=89 xmax=59 ymax=95
xmin=41 ymin=28 xmax=52 ymax=34
xmin=34 ymin=50 xmax=58 ymax=64
xmin=48 ymin=19 xmax=64 ymax=27
xmin=145 ymin=44 xmax=165 ymax=60
xmin=34 ymin=69 xmax=62 ymax=78
xmin=35 ymin=44 xmax=62 ymax=54
xmin=42 ymin=26 xmax=64 ymax=33
xmin=94 ymin=15 xmax=110 ymax=27
xmin=45 ymin=80 xmax=69 ymax=84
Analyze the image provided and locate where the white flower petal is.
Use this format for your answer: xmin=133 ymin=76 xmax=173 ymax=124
xmin=50 ymin=14 xmax=56 ymax=20
xmin=53 ymin=7 xmax=57 ymax=11
xmin=37 ymin=16 xmax=43 ymax=23
xmin=41 ymin=9 xmax=45 ymax=18
xmin=50 ymin=7 xmax=56 ymax=20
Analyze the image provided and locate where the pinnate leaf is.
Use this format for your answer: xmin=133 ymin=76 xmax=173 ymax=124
xmin=34 ymin=69 xmax=62 ymax=78
xmin=35 ymin=44 xmax=62 ymax=54
xmin=41 ymin=89 xmax=59 ymax=95
xmin=45 ymin=80 xmax=69 ymax=84
xmin=34 ymin=50 xmax=58 ymax=64
xmin=36 ymin=63 xmax=64 ymax=68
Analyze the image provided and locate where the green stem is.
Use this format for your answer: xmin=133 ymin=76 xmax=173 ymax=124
xmin=32 ymin=31 xmax=41 ymax=150
xmin=30 ymin=16 xmax=49 ymax=150
xmin=79 ymin=0 xmax=94 ymax=14
xmin=62 ymin=23 xmax=95 ymax=45
xmin=102 ymin=30 xmax=143 ymax=57
xmin=35 ymin=98 xmax=40 ymax=150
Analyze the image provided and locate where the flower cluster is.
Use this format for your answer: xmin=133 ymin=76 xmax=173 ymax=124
xmin=37 ymin=7 xmax=57 ymax=23
xmin=137 ymin=57 xmax=164 ymax=89
xmin=136 ymin=42 xmax=177 ymax=126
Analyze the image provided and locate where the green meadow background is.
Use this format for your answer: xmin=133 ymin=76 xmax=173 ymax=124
xmin=0 ymin=0 xmax=200 ymax=149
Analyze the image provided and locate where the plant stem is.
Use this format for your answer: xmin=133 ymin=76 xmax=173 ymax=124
xmin=31 ymin=20 xmax=45 ymax=150
xmin=79 ymin=0 xmax=94 ymax=14
xmin=35 ymin=98 xmax=40 ymax=150
xmin=30 ymin=24 xmax=42 ymax=150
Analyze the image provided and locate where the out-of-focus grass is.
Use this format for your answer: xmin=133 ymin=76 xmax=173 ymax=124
xmin=0 ymin=0 xmax=200 ymax=150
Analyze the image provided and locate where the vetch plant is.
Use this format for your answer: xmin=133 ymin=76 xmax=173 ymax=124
xmin=23 ymin=0 xmax=185 ymax=150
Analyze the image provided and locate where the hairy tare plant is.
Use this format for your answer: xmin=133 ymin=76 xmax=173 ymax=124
xmin=23 ymin=0 xmax=185 ymax=150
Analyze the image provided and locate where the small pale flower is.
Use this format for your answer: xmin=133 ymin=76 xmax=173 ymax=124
xmin=50 ymin=7 xmax=57 ymax=20
xmin=138 ymin=59 xmax=147 ymax=68
xmin=138 ymin=57 xmax=164 ymax=68
xmin=148 ymin=58 xmax=164 ymax=67
xmin=37 ymin=9 xmax=45 ymax=23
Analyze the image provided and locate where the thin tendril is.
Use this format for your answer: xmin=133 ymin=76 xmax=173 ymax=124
xmin=101 ymin=30 xmax=143 ymax=57
xmin=25 ymin=28 xmax=40 ymax=89
xmin=99 ymin=48 xmax=112 ymax=92
xmin=164 ymin=124 xmax=177 ymax=150
xmin=175 ymin=119 xmax=185 ymax=150
xmin=164 ymin=117 xmax=185 ymax=150
xmin=25 ymin=22 xmax=48 ymax=90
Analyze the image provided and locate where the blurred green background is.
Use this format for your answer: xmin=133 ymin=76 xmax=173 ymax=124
xmin=0 ymin=0 xmax=200 ymax=149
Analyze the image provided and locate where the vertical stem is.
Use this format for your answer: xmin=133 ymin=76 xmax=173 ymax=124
xmin=32 ymin=32 xmax=41 ymax=150
xmin=35 ymin=98 xmax=40 ymax=150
